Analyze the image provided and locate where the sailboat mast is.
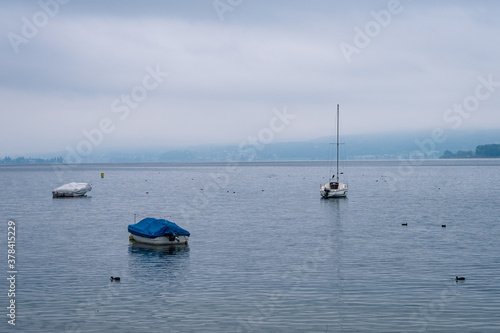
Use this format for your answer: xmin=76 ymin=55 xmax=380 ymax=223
xmin=336 ymin=104 xmax=339 ymax=181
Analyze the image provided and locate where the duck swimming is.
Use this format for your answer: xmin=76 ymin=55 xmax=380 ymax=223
xmin=110 ymin=276 xmax=121 ymax=281
xmin=455 ymin=276 xmax=465 ymax=281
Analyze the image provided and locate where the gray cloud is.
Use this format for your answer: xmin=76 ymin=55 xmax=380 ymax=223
xmin=1 ymin=0 xmax=499 ymax=155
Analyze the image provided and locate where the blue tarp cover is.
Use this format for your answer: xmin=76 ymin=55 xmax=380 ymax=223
xmin=128 ymin=218 xmax=190 ymax=239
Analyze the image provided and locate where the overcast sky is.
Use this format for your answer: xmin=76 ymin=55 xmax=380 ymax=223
xmin=1 ymin=0 xmax=499 ymax=155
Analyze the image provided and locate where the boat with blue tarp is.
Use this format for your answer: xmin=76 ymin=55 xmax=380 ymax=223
xmin=128 ymin=218 xmax=190 ymax=245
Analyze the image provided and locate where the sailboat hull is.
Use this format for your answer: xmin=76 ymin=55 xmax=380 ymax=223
xmin=320 ymin=182 xmax=348 ymax=198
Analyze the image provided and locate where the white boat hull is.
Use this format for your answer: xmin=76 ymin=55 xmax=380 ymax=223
xmin=130 ymin=234 xmax=189 ymax=245
xmin=52 ymin=192 xmax=88 ymax=198
xmin=320 ymin=182 xmax=348 ymax=198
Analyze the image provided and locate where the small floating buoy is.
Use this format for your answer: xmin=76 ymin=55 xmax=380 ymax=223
xmin=101 ymin=173 xmax=104 ymax=178
xmin=110 ymin=276 xmax=120 ymax=281
xmin=442 ymin=224 xmax=446 ymax=228
xmin=401 ymin=223 xmax=408 ymax=226
xmin=146 ymin=191 xmax=149 ymax=194
xmin=455 ymin=276 xmax=465 ymax=281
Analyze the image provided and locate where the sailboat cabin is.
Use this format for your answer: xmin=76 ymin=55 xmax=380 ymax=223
xmin=330 ymin=182 xmax=340 ymax=190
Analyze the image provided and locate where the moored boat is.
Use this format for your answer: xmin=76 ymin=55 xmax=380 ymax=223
xmin=320 ymin=180 xmax=348 ymax=198
xmin=52 ymin=182 xmax=92 ymax=198
xmin=320 ymin=104 xmax=348 ymax=198
xmin=128 ymin=218 xmax=190 ymax=245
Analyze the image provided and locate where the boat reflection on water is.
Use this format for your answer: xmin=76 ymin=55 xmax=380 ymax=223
xmin=128 ymin=242 xmax=190 ymax=282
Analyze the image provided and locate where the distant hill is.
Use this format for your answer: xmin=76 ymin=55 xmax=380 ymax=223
xmin=33 ymin=128 xmax=500 ymax=163
xmin=156 ymin=129 xmax=500 ymax=162
xmin=440 ymin=144 xmax=500 ymax=159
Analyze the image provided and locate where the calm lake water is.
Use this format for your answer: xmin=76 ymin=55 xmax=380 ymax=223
xmin=1 ymin=160 xmax=500 ymax=332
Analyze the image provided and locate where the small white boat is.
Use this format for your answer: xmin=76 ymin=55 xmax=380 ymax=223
xmin=320 ymin=104 xmax=348 ymax=198
xmin=52 ymin=182 xmax=92 ymax=198
xmin=128 ymin=218 xmax=190 ymax=245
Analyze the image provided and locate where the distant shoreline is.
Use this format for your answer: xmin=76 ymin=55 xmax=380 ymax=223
xmin=0 ymin=156 xmax=63 ymax=165
xmin=3 ymin=159 xmax=500 ymax=169
xmin=440 ymin=144 xmax=500 ymax=159
xmin=440 ymin=156 xmax=500 ymax=159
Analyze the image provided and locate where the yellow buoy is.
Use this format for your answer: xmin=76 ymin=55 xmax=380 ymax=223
xmin=101 ymin=173 xmax=104 ymax=178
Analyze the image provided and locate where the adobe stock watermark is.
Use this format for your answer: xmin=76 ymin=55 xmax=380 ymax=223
xmin=7 ymin=0 xmax=71 ymax=54
xmin=340 ymin=0 xmax=405 ymax=64
xmin=238 ymin=107 xmax=296 ymax=160
xmin=213 ymin=0 xmax=243 ymax=21
xmin=52 ymin=64 xmax=169 ymax=181
xmin=178 ymin=106 xmax=295 ymax=220
xmin=236 ymin=234 xmax=335 ymax=332
xmin=408 ymin=283 xmax=461 ymax=332
xmin=384 ymin=73 xmax=499 ymax=190
xmin=442 ymin=74 xmax=499 ymax=130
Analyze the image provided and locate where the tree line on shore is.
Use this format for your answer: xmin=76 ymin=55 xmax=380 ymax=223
xmin=440 ymin=144 xmax=500 ymax=159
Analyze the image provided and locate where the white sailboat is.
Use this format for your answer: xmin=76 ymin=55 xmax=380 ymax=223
xmin=320 ymin=104 xmax=348 ymax=198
